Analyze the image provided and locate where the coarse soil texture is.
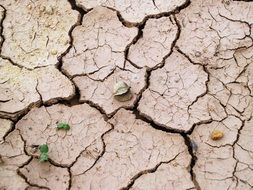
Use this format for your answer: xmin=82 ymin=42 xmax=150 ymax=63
xmin=0 ymin=0 xmax=253 ymax=189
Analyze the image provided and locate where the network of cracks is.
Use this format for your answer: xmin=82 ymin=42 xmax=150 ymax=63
xmin=0 ymin=0 xmax=253 ymax=189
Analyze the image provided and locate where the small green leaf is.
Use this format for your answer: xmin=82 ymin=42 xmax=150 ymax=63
xmin=57 ymin=122 xmax=71 ymax=130
xmin=39 ymin=144 xmax=48 ymax=153
xmin=39 ymin=153 xmax=48 ymax=162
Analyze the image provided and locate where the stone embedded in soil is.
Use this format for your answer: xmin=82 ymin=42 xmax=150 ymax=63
xmin=76 ymin=0 xmax=187 ymax=23
xmin=0 ymin=118 xmax=12 ymax=143
xmin=71 ymin=109 xmax=192 ymax=189
xmin=0 ymin=58 xmax=75 ymax=119
xmin=16 ymin=103 xmax=111 ymax=166
xmin=128 ymin=16 xmax=178 ymax=68
xmin=138 ymin=50 xmax=208 ymax=132
xmin=0 ymin=0 xmax=78 ymax=68
xmin=189 ymin=116 xmax=242 ymax=190
xmin=74 ymin=62 xmax=146 ymax=116
xmin=62 ymin=6 xmax=138 ymax=81
xmin=0 ymin=130 xmax=30 ymax=189
xmin=19 ymin=159 xmax=69 ymax=190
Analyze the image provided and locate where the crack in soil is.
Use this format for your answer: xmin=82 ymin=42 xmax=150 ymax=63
xmin=108 ymin=0 xmax=191 ymax=27
xmin=183 ymin=135 xmax=202 ymax=190
xmin=67 ymin=168 xmax=72 ymax=190
xmin=120 ymin=152 xmax=183 ymax=190
xmin=0 ymin=4 xmax=6 ymax=52
xmin=3 ymin=0 xmax=252 ymax=189
xmin=1 ymin=0 xmax=199 ymax=187
xmin=0 ymin=5 xmax=26 ymax=70
xmin=73 ymin=125 xmax=114 ymax=177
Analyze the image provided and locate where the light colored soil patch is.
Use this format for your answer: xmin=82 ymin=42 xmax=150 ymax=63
xmin=128 ymin=16 xmax=178 ymax=68
xmin=16 ymin=104 xmax=111 ymax=166
xmin=0 ymin=58 xmax=75 ymax=119
xmin=0 ymin=0 xmax=78 ymax=68
xmin=234 ymin=116 xmax=253 ymax=188
xmin=0 ymin=130 xmax=30 ymax=189
xmin=0 ymin=0 xmax=253 ymax=189
xmin=176 ymin=0 xmax=252 ymax=67
xmin=62 ymin=6 xmax=138 ymax=80
xmin=177 ymin=1 xmax=253 ymax=188
xmin=71 ymin=109 xmax=190 ymax=189
xmin=130 ymin=152 xmax=195 ymax=190
xmin=74 ymin=62 xmax=146 ymax=115
xmin=0 ymin=118 xmax=12 ymax=143
xmin=70 ymin=138 xmax=104 ymax=176
xmin=138 ymin=50 xmax=208 ymax=132
xmin=26 ymin=187 xmax=48 ymax=190
xmin=189 ymin=94 xmax=227 ymax=122
xmin=20 ymin=159 xmax=69 ymax=189
xmin=190 ymin=116 xmax=242 ymax=189
xmin=76 ymin=0 xmax=188 ymax=23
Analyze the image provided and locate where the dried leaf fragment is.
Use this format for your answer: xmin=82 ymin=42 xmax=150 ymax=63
xmin=211 ymin=130 xmax=224 ymax=140
xmin=113 ymin=81 xmax=130 ymax=96
xmin=113 ymin=81 xmax=133 ymax=102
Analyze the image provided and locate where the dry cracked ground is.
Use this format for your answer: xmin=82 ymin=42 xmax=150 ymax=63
xmin=0 ymin=0 xmax=253 ymax=189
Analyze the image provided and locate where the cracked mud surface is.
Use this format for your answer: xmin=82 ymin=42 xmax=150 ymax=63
xmin=71 ymin=109 xmax=193 ymax=189
xmin=0 ymin=58 xmax=75 ymax=120
xmin=138 ymin=50 xmax=208 ymax=132
xmin=0 ymin=0 xmax=253 ymax=189
xmin=76 ymin=0 xmax=188 ymax=23
xmin=0 ymin=0 xmax=78 ymax=69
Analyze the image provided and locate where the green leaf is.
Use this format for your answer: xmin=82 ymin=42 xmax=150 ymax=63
xmin=39 ymin=153 xmax=48 ymax=162
xmin=39 ymin=144 xmax=48 ymax=153
xmin=57 ymin=122 xmax=70 ymax=130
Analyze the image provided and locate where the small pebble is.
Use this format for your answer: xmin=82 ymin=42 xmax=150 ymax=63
xmin=27 ymin=4 xmax=32 ymax=10
xmin=45 ymin=6 xmax=54 ymax=15
xmin=211 ymin=130 xmax=224 ymax=140
xmin=40 ymin=6 xmax=46 ymax=13
xmin=195 ymin=51 xmax=201 ymax=57
xmin=50 ymin=49 xmax=58 ymax=55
